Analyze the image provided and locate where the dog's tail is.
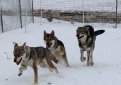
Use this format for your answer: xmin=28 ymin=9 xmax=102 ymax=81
xmin=94 ymin=30 xmax=105 ymax=36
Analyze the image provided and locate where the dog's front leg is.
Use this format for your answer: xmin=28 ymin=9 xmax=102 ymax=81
xmin=33 ymin=60 xmax=38 ymax=84
xmin=80 ymin=50 xmax=86 ymax=62
xmin=87 ymin=50 xmax=90 ymax=66
xmin=18 ymin=65 xmax=27 ymax=76
xmin=90 ymin=49 xmax=94 ymax=66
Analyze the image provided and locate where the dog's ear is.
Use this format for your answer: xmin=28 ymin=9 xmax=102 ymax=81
xmin=76 ymin=28 xmax=78 ymax=32
xmin=86 ymin=27 xmax=91 ymax=36
xmin=76 ymin=27 xmax=80 ymax=32
xmin=24 ymin=45 xmax=30 ymax=52
xmin=14 ymin=42 xmax=18 ymax=49
xmin=22 ymin=42 xmax=26 ymax=47
xmin=22 ymin=42 xmax=30 ymax=52
xmin=44 ymin=30 xmax=47 ymax=36
xmin=51 ymin=30 xmax=54 ymax=36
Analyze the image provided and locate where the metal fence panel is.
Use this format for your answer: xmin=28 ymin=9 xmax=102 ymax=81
xmin=21 ymin=0 xmax=32 ymax=27
xmin=34 ymin=0 xmax=121 ymax=24
xmin=0 ymin=0 xmax=32 ymax=33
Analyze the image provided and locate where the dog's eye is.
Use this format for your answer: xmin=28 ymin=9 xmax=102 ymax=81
xmin=17 ymin=53 xmax=20 ymax=56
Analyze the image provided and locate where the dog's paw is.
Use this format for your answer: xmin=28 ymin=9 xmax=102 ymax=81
xmin=55 ymin=60 xmax=58 ymax=64
xmin=40 ymin=63 xmax=46 ymax=68
xmin=33 ymin=82 xmax=38 ymax=85
xmin=86 ymin=63 xmax=90 ymax=66
xmin=90 ymin=63 xmax=94 ymax=66
xmin=18 ymin=73 xmax=22 ymax=76
xmin=66 ymin=64 xmax=70 ymax=67
xmin=81 ymin=57 xmax=86 ymax=62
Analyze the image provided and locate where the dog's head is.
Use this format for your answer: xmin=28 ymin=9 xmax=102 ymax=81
xmin=44 ymin=30 xmax=56 ymax=48
xmin=13 ymin=42 xmax=30 ymax=65
xmin=76 ymin=26 xmax=89 ymax=39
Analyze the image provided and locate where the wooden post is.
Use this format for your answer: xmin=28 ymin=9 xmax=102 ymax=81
xmin=19 ymin=0 xmax=22 ymax=28
xmin=40 ymin=0 xmax=43 ymax=24
xmin=82 ymin=0 xmax=85 ymax=23
xmin=115 ymin=0 xmax=118 ymax=28
xmin=31 ymin=0 xmax=34 ymax=23
xmin=0 ymin=0 xmax=3 ymax=32
xmin=25 ymin=1 xmax=27 ymax=33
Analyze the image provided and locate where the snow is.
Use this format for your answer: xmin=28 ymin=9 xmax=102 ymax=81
xmin=34 ymin=0 xmax=121 ymax=12
xmin=0 ymin=18 xmax=121 ymax=85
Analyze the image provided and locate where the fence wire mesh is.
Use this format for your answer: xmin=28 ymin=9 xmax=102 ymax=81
xmin=0 ymin=0 xmax=121 ymax=32
xmin=34 ymin=0 xmax=120 ymax=12
xmin=0 ymin=0 xmax=32 ymax=33
xmin=34 ymin=0 xmax=121 ymax=24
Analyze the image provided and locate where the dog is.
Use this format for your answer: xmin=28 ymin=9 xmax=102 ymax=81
xmin=76 ymin=25 xmax=105 ymax=66
xmin=13 ymin=42 xmax=58 ymax=84
xmin=44 ymin=30 xmax=69 ymax=67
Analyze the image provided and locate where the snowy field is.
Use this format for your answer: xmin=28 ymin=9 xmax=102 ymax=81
xmin=34 ymin=0 xmax=121 ymax=12
xmin=0 ymin=18 xmax=121 ymax=85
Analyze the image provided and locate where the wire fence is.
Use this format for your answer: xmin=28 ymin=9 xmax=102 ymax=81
xmin=0 ymin=0 xmax=121 ymax=32
xmin=0 ymin=0 xmax=32 ymax=33
xmin=33 ymin=0 xmax=121 ymax=27
xmin=34 ymin=0 xmax=121 ymax=12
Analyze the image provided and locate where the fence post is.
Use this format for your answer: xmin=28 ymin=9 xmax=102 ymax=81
xmin=19 ymin=0 xmax=22 ymax=28
xmin=0 ymin=0 xmax=3 ymax=32
xmin=40 ymin=0 xmax=43 ymax=24
xmin=25 ymin=1 xmax=27 ymax=33
xmin=115 ymin=0 xmax=118 ymax=28
xmin=82 ymin=0 xmax=85 ymax=23
xmin=31 ymin=0 xmax=34 ymax=23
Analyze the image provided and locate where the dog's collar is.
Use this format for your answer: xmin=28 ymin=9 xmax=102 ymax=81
xmin=48 ymin=47 xmax=55 ymax=51
xmin=78 ymin=35 xmax=84 ymax=39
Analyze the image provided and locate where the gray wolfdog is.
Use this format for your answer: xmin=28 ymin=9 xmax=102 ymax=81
xmin=44 ymin=30 xmax=69 ymax=67
xmin=13 ymin=42 xmax=58 ymax=84
xmin=76 ymin=25 xmax=105 ymax=66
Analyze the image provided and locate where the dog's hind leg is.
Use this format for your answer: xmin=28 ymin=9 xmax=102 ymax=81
xmin=62 ymin=53 xmax=69 ymax=67
xmin=80 ymin=50 xmax=86 ymax=62
xmin=18 ymin=65 xmax=27 ymax=76
xmin=33 ymin=60 xmax=38 ymax=84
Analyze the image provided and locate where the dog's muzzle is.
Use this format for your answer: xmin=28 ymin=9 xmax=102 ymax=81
xmin=14 ymin=58 xmax=16 ymax=62
xmin=76 ymin=34 xmax=84 ymax=39
xmin=14 ymin=57 xmax=22 ymax=65
xmin=47 ymin=42 xmax=52 ymax=47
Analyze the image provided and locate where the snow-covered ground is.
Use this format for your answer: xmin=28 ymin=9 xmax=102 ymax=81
xmin=0 ymin=18 xmax=121 ymax=85
xmin=34 ymin=0 xmax=121 ymax=12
